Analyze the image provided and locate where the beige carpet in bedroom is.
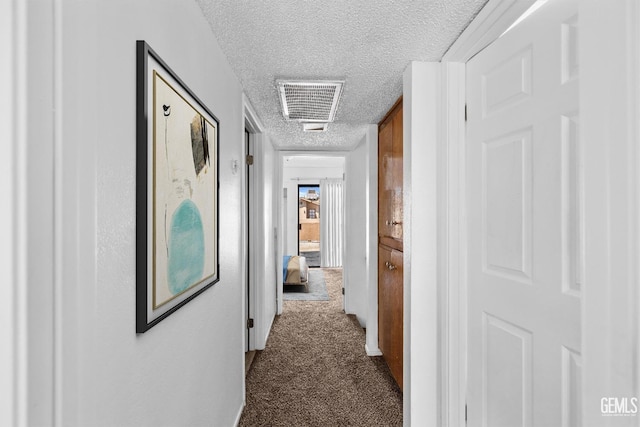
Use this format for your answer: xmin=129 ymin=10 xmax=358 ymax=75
xmin=239 ymin=268 xmax=403 ymax=426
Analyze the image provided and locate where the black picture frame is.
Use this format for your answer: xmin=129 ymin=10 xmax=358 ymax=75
xmin=136 ymin=40 xmax=220 ymax=333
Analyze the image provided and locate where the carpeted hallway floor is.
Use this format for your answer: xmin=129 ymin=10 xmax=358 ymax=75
xmin=239 ymin=268 xmax=403 ymax=426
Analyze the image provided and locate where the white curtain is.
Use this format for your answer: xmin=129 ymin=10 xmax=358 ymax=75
xmin=320 ymin=178 xmax=344 ymax=267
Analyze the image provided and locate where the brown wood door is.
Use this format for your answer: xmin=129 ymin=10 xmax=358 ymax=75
xmin=389 ymin=106 xmax=403 ymax=242
xmin=378 ymin=97 xmax=403 ymax=390
xmin=378 ymin=102 xmax=403 ymax=251
xmin=378 ymin=245 xmax=403 ymax=390
xmin=378 ymin=121 xmax=393 ymax=240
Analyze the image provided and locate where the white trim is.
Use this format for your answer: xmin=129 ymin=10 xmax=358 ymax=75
xmin=341 ymin=173 xmax=349 ymax=313
xmin=403 ymin=61 xmax=442 ymax=427
xmin=15 ymin=1 xmax=29 ymax=422
xmin=251 ymin=132 xmax=277 ymax=350
xmin=243 ymin=93 xmax=265 ymax=133
xmin=243 ymin=94 xmax=266 ymax=351
xmin=276 ymin=153 xmax=284 ymax=315
xmin=242 ymin=98 xmax=254 ymax=353
xmin=365 ymin=344 xmax=382 ymax=357
xmin=581 ymin=0 xmax=640 ymax=421
xmin=439 ymin=62 xmax=467 ymax=427
xmin=1 ymin=0 xmax=58 ymax=424
xmin=233 ymin=401 xmax=244 ymax=427
xmin=13 ymin=1 xmax=57 ymax=425
xmin=53 ymin=0 xmax=65 ymax=424
xmin=247 ymin=132 xmax=256 ymax=351
xmin=364 ymin=124 xmax=380 ymax=356
xmin=0 ymin=0 xmax=17 ymax=424
xmin=438 ymin=1 xmax=640 ymax=426
xmin=442 ymin=0 xmax=536 ymax=62
xmin=262 ymin=306 xmax=276 ymax=347
xmin=438 ymin=2 xmax=547 ymax=426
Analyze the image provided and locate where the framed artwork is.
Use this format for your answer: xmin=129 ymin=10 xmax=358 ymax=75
xmin=136 ymin=40 xmax=219 ymax=333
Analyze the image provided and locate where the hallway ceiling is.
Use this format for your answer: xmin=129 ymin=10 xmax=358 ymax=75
xmin=196 ymin=0 xmax=487 ymax=151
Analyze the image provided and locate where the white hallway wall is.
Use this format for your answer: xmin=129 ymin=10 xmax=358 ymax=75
xmin=345 ymin=136 xmax=369 ymax=326
xmin=58 ymin=1 xmax=245 ymax=425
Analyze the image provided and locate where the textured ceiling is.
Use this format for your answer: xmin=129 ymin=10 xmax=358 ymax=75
xmin=284 ymin=156 xmax=345 ymax=169
xmin=196 ymin=0 xmax=487 ymax=151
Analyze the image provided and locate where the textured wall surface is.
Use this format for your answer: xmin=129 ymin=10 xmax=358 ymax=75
xmin=196 ymin=0 xmax=487 ymax=150
xmin=58 ymin=1 xmax=245 ymax=425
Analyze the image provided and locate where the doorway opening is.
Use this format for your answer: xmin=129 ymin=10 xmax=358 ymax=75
xmin=245 ymin=128 xmax=252 ymax=353
xmin=244 ymin=127 xmax=256 ymax=375
xmin=298 ymin=184 xmax=321 ymax=268
xmin=279 ymin=154 xmax=345 ymax=314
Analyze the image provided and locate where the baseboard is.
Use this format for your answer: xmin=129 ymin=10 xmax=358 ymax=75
xmin=258 ymin=313 xmax=276 ymax=350
xmin=365 ymin=343 xmax=382 ymax=356
xmin=233 ymin=402 xmax=244 ymax=427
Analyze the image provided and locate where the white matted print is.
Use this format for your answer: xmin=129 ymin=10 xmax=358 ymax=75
xmin=137 ymin=41 xmax=219 ymax=333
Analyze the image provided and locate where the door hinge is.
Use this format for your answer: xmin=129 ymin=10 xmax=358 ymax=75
xmin=464 ymin=104 xmax=468 ymax=122
xmin=465 ymin=403 xmax=468 ymax=425
xmin=342 ymin=288 xmax=345 ymax=295
xmin=246 ymin=154 xmax=254 ymax=166
xmin=247 ymin=318 xmax=254 ymax=329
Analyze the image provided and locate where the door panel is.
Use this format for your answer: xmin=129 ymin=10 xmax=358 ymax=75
xmin=378 ymin=245 xmax=392 ymax=360
xmin=378 ymin=98 xmax=404 ymax=390
xmin=390 ymin=106 xmax=403 ymax=242
xmin=378 ymin=122 xmax=393 ymax=240
xmin=378 ymin=245 xmax=403 ymax=390
xmin=466 ymin=1 xmax=581 ymax=426
xmin=378 ymin=102 xmax=403 ymax=251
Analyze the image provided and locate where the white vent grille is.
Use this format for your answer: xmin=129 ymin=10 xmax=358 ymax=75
xmin=277 ymin=80 xmax=344 ymax=123
xmin=302 ymin=123 xmax=328 ymax=133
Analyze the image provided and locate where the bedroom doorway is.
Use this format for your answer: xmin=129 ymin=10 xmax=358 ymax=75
xmin=279 ymin=154 xmax=345 ymax=315
xmin=298 ymin=184 xmax=321 ymax=268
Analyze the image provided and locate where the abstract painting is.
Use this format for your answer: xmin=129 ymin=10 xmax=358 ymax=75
xmin=136 ymin=41 xmax=219 ymax=333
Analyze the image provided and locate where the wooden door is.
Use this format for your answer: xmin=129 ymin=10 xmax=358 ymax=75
xmin=378 ymin=97 xmax=403 ymax=390
xmin=378 ymin=101 xmax=403 ymax=251
xmin=466 ymin=1 xmax=581 ymax=425
xmin=378 ymin=245 xmax=403 ymax=389
xmin=378 ymin=119 xmax=391 ymax=240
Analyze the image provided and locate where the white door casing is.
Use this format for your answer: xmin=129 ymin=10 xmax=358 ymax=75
xmin=244 ymin=94 xmax=266 ymax=350
xmin=465 ymin=1 xmax=581 ymax=426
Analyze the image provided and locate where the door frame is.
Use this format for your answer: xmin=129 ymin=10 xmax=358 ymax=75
xmin=3 ymin=0 xmax=58 ymax=425
xmin=402 ymin=1 xmax=536 ymax=422
xmin=243 ymin=94 xmax=264 ymax=352
xmin=413 ymin=0 xmax=640 ymax=425
xmin=244 ymin=127 xmax=254 ymax=353
xmin=437 ymin=2 xmax=537 ymax=425
xmin=276 ymin=151 xmax=346 ymax=315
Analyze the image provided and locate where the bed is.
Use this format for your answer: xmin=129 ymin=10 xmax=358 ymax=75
xmin=283 ymin=255 xmax=309 ymax=289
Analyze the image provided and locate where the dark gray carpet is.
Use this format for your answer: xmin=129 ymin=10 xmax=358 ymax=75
xmin=240 ymin=268 xmax=403 ymax=427
xmin=283 ymin=269 xmax=329 ymax=301
xmin=301 ymin=250 xmax=320 ymax=267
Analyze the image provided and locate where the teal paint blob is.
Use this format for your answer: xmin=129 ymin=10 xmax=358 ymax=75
xmin=168 ymin=199 xmax=205 ymax=295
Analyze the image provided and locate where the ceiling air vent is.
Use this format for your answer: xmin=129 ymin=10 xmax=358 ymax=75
xmin=302 ymin=123 xmax=328 ymax=133
xmin=277 ymin=80 xmax=344 ymax=123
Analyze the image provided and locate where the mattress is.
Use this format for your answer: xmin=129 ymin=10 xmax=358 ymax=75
xmin=283 ymin=255 xmax=308 ymax=285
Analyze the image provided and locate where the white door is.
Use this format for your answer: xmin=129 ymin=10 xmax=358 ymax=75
xmin=466 ymin=1 xmax=581 ymax=426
